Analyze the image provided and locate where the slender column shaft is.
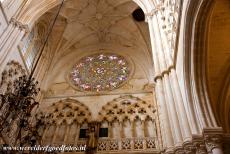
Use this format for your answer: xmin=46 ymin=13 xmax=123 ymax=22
xmin=52 ymin=124 xmax=60 ymax=144
xmin=132 ymin=121 xmax=136 ymax=138
xmin=142 ymin=121 xmax=146 ymax=138
xmin=108 ymin=122 xmax=112 ymax=138
xmin=41 ymin=125 xmax=49 ymax=144
xmin=74 ymin=124 xmax=80 ymax=143
xmin=120 ymin=122 xmax=124 ymax=138
xmin=64 ymin=124 xmax=70 ymax=144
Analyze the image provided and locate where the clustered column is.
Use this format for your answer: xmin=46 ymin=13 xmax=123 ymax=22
xmin=146 ymin=8 xmax=192 ymax=153
xmin=146 ymin=6 xmax=225 ymax=154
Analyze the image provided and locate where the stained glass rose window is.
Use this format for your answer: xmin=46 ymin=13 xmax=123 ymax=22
xmin=70 ymin=53 xmax=130 ymax=92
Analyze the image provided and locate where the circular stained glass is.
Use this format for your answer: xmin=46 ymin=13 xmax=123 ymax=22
xmin=70 ymin=53 xmax=130 ymax=92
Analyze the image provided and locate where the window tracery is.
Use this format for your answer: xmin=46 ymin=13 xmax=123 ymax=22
xmin=19 ymin=21 xmax=48 ymax=70
xmin=69 ymin=53 xmax=130 ymax=92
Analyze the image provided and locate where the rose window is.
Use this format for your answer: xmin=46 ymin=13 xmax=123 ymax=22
xmin=70 ymin=53 xmax=130 ymax=92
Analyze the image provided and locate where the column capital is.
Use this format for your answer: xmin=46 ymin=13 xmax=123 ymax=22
xmin=10 ymin=17 xmax=30 ymax=33
xmin=154 ymin=65 xmax=175 ymax=82
xmin=203 ymin=127 xmax=223 ymax=152
xmin=192 ymin=135 xmax=207 ymax=154
xmin=183 ymin=141 xmax=196 ymax=154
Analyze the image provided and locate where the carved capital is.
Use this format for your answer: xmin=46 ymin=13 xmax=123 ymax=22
xmin=174 ymin=148 xmax=185 ymax=154
xmin=192 ymin=135 xmax=207 ymax=154
xmin=10 ymin=17 xmax=30 ymax=33
xmin=204 ymin=134 xmax=222 ymax=152
xmin=154 ymin=65 xmax=175 ymax=82
xmin=183 ymin=142 xmax=196 ymax=154
xmin=193 ymin=141 xmax=207 ymax=154
xmin=203 ymin=127 xmax=223 ymax=152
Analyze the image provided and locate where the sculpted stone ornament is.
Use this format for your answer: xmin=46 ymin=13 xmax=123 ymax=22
xmin=203 ymin=128 xmax=224 ymax=153
xmin=10 ymin=18 xmax=30 ymax=33
xmin=193 ymin=141 xmax=207 ymax=154
xmin=183 ymin=142 xmax=196 ymax=154
xmin=192 ymin=135 xmax=207 ymax=154
xmin=204 ymin=134 xmax=223 ymax=152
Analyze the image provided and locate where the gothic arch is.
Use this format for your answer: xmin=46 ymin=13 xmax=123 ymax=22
xmin=182 ymin=0 xmax=222 ymax=131
xmin=96 ymin=95 xmax=158 ymax=152
xmin=36 ymin=98 xmax=92 ymax=125
xmin=35 ymin=98 xmax=92 ymax=145
xmin=182 ymin=0 xmax=230 ymax=135
xmin=98 ymin=95 xmax=156 ymax=123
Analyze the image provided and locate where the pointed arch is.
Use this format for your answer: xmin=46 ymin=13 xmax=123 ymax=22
xmin=98 ymin=95 xmax=156 ymax=123
xmin=36 ymin=98 xmax=92 ymax=125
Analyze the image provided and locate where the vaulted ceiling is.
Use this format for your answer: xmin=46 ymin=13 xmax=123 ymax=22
xmin=35 ymin=0 xmax=152 ymax=94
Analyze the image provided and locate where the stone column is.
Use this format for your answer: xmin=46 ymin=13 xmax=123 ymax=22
xmin=146 ymin=13 xmax=174 ymax=153
xmin=74 ymin=124 xmax=80 ymax=143
xmin=64 ymin=123 xmax=70 ymax=144
xmin=146 ymin=5 xmax=194 ymax=151
xmin=108 ymin=122 xmax=112 ymax=138
xmin=156 ymin=8 xmax=192 ymax=142
xmin=142 ymin=121 xmax=146 ymax=138
xmin=52 ymin=124 xmax=60 ymax=145
xmin=132 ymin=120 xmax=136 ymax=138
xmin=120 ymin=122 xmax=124 ymax=138
xmin=41 ymin=125 xmax=49 ymax=144
xmin=147 ymin=12 xmax=183 ymax=152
